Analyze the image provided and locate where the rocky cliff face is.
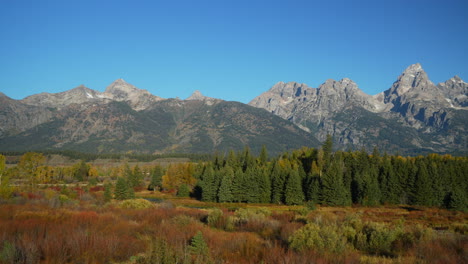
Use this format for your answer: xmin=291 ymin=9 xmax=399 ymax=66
xmin=437 ymin=75 xmax=468 ymax=107
xmin=249 ymin=63 xmax=467 ymax=154
xmin=0 ymin=81 xmax=318 ymax=154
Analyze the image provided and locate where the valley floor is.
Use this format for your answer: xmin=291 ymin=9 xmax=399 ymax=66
xmin=0 ymin=189 xmax=466 ymax=264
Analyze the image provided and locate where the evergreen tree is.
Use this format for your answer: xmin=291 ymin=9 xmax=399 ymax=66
xmin=270 ymin=160 xmax=286 ymax=204
xmin=177 ymin=184 xmax=191 ymax=197
xmin=73 ymin=160 xmax=89 ymax=181
xmin=259 ymin=145 xmax=268 ymax=164
xmin=379 ymin=154 xmax=400 ymax=204
xmin=103 ymin=182 xmax=112 ymax=202
xmin=189 ymin=231 xmax=211 ymax=263
xmin=231 ymin=168 xmax=245 ymax=202
xmin=284 ymin=167 xmax=305 ymax=205
xmin=413 ymin=160 xmax=432 ymax=206
xmin=114 ymin=177 xmax=129 ymax=200
xmin=242 ymin=146 xmax=255 ymax=172
xmin=148 ymin=165 xmax=163 ymax=191
xmin=258 ymin=166 xmax=272 ymax=203
xmin=361 ymin=167 xmax=381 ymax=206
xmin=218 ymin=166 xmax=234 ymax=203
xmin=244 ymin=167 xmax=260 ymax=203
xmin=444 ymin=187 xmax=468 ymax=212
xmin=201 ymin=165 xmax=216 ymax=202
xmin=131 ymin=165 xmax=143 ymax=188
xmin=320 ymin=156 xmax=350 ymax=206
xmin=322 ymin=134 xmax=333 ymax=166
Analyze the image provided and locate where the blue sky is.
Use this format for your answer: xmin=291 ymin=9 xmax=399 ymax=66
xmin=1 ymin=0 xmax=467 ymax=103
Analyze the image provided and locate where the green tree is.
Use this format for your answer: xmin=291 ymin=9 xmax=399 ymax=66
xmin=270 ymin=160 xmax=287 ymax=204
xmin=259 ymin=145 xmax=268 ymax=164
xmin=444 ymin=187 xmax=468 ymax=212
xmin=131 ymin=165 xmax=143 ymax=188
xmin=218 ymin=166 xmax=234 ymax=203
xmin=18 ymin=152 xmax=46 ymax=191
xmin=189 ymin=231 xmax=209 ymax=256
xmin=73 ymin=160 xmax=89 ymax=181
xmin=413 ymin=160 xmax=432 ymax=206
xmin=258 ymin=166 xmax=272 ymax=203
xmin=0 ymin=154 xmax=5 ymax=186
xmin=148 ymin=165 xmax=164 ymax=191
xmin=322 ymin=134 xmax=333 ymax=166
xmin=284 ymin=167 xmax=305 ymax=205
xmin=177 ymin=184 xmax=191 ymax=197
xmin=201 ymin=165 xmax=217 ymax=202
xmin=114 ymin=177 xmax=130 ymax=200
xmin=103 ymin=182 xmax=113 ymax=202
xmin=320 ymin=155 xmax=350 ymax=206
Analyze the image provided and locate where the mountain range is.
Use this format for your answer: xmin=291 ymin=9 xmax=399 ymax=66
xmin=0 ymin=63 xmax=466 ymax=155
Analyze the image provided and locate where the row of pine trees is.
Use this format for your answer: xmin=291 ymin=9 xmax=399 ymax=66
xmin=189 ymin=136 xmax=467 ymax=211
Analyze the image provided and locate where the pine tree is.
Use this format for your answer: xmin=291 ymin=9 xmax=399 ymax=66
xmin=201 ymin=165 xmax=216 ymax=202
xmin=413 ymin=160 xmax=432 ymax=206
xmin=244 ymin=167 xmax=260 ymax=203
xmin=131 ymin=165 xmax=143 ymax=188
xmin=148 ymin=166 xmax=163 ymax=191
xmin=322 ymin=134 xmax=333 ymax=166
xmin=270 ymin=160 xmax=287 ymax=204
xmin=284 ymin=167 xmax=305 ymax=205
xmin=242 ymin=146 xmax=255 ymax=172
xmin=259 ymin=145 xmax=268 ymax=164
xmin=114 ymin=177 xmax=129 ymax=200
xmin=444 ymin=187 xmax=468 ymax=212
xmin=231 ymin=168 xmax=245 ymax=202
xmin=258 ymin=166 xmax=272 ymax=203
xmin=189 ymin=231 xmax=209 ymax=256
xmin=103 ymin=182 xmax=112 ymax=202
xmin=320 ymin=156 xmax=350 ymax=206
xmin=218 ymin=166 xmax=234 ymax=203
xmin=177 ymin=184 xmax=191 ymax=197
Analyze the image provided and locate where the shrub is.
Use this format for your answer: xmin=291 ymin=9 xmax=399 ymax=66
xmin=177 ymin=184 xmax=191 ymax=197
xmin=289 ymin=222 xmax=347 ymax=254
xmin=234 ymin=207 xmax=271 ymax=224
xmin=0 ymin=241 xmax=17 ymax=263
xmin=118 ymin=199 xmax=155 ymax=209
xmin=355 ymin=222 xmax=402 ymax=257
xmin=207 ymin=208 xmax=223 ymax=228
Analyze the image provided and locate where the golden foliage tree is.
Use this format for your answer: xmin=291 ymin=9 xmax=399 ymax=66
xmin=18 ymin=152 xmax=46 ymax=191
xmin=162 ymin=163 xmax=196 ymax=191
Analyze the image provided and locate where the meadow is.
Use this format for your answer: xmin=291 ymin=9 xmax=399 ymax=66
xmin=0 ymin=150 xmax=466 ymax=263
xmin=0 ymin=187 xmax=466 ymax=264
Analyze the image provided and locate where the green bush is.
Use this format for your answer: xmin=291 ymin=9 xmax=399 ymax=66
xmin=289 ymin=222 xmax=347 ymax=253
xmin=234 ymin=207 xmax=271 ymax=224
xmin=0 ymin=241 xmax=17 ymax=263
xmin=118 ymin=199 xmax=155 ymax=209
xmin=177 ymin=184 xmax=191 ymax=197
xmin=355 ymin=222 xmax=402 ymax=257
xmin=207 ymin=208 xmax=223 ymax=227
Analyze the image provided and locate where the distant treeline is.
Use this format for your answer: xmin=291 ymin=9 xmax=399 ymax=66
xmin=190 ymin=136 xmax=467 ymax=211
xmin=0 ymin=150 xmax=213 ymax=163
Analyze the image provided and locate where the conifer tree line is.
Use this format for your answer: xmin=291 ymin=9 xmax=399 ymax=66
xmin=191 ymin=137 xmax=468 ymax=211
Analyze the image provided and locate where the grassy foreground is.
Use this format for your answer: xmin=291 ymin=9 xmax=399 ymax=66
xmin=0 ymin=188 xmax=466 ymax=264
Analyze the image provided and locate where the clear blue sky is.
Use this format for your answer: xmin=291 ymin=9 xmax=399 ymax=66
xmin=1 ymin=0 xmax=467 ymax=103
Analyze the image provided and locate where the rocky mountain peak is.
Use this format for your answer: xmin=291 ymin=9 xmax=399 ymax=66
xmin=105 ymin=79 xmax=137 ymax=95
xmin=448 ymin=75 xmax=465 ymax=84
xmin=384 ymin=63 xmax=438 ymax=104
xmin=268 ymin=82 xmax=313 ymax=99
xmin=438 ymin=75 xmax=468 ymax=107
xmin=186 ymin=90 xmax=205 ymax=100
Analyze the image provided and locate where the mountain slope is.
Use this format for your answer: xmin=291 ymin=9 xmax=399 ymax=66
xmin=250 ymin=63 xmax=467 ymax=154
xmin=0 ymin=93 xmax=318 ymax=154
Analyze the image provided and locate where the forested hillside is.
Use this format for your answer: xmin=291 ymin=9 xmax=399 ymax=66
xmin=189 ymin=137 xmax=467 ymax=211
